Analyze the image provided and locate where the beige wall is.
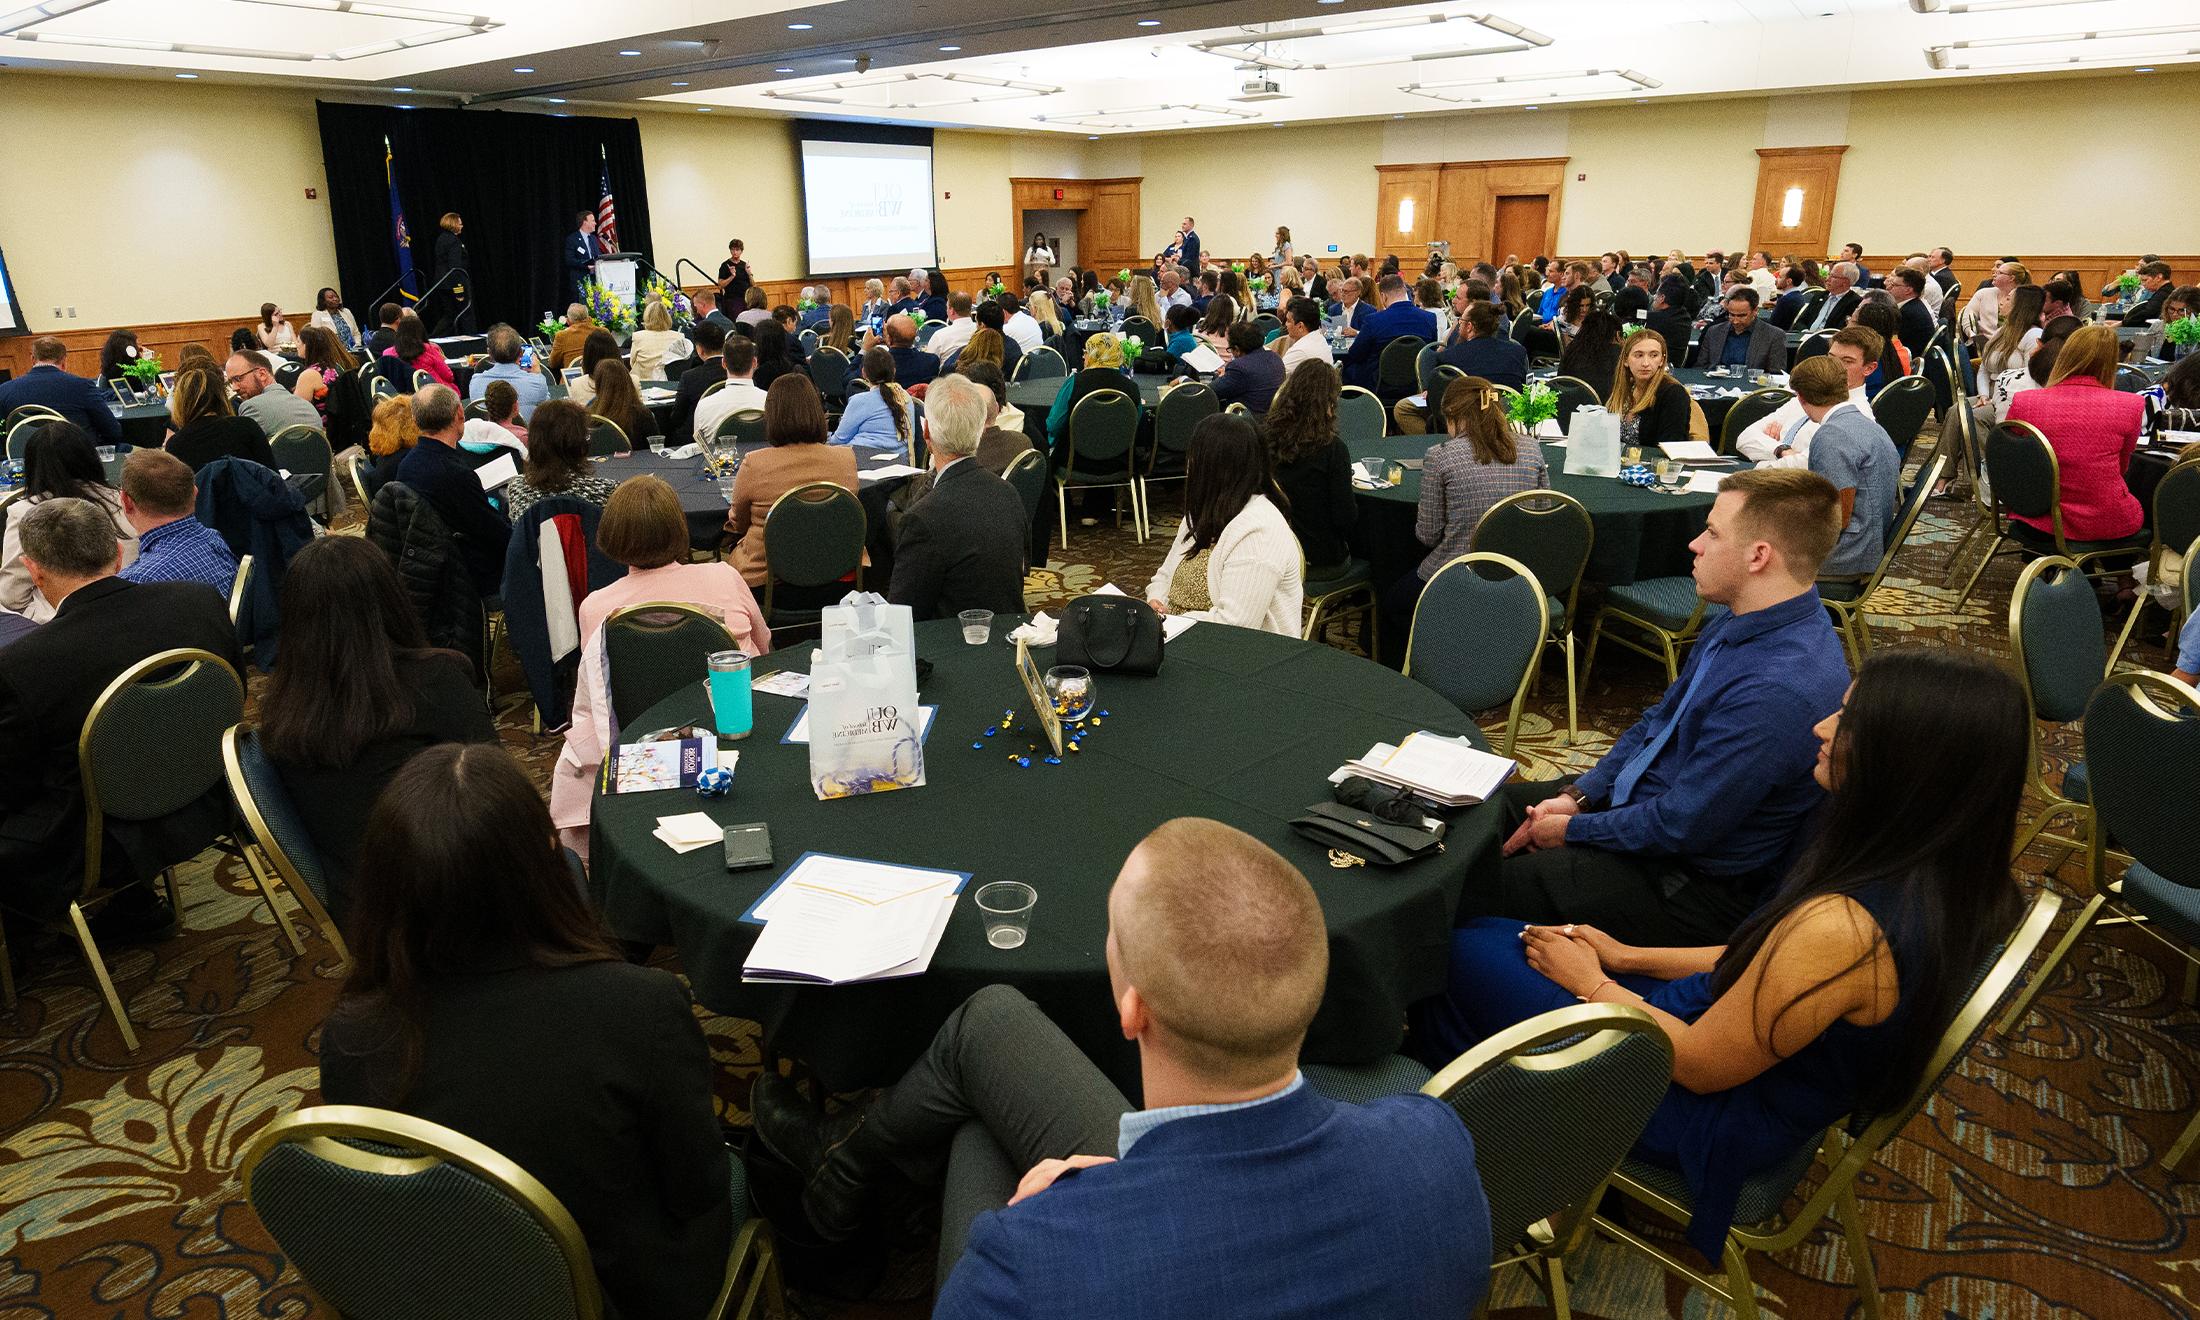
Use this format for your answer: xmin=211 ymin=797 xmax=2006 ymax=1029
xmin=8 ymin=64 xmax=2196 ymax=332
xmin=0 ymin=75 xmax=336 ymax=329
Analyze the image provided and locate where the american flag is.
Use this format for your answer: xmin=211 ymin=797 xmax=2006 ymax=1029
xmin=595 ymin=151 xmax=619 ymax=253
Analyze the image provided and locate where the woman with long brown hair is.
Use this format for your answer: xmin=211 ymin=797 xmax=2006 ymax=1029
xmin=1143 ymin=414 xmax=1302 ymax=635
xmin=503 ymin=399 xmax=617 ymax=522
xmin=585 ymin=359 xmax=653 ymax=451
xmin=832 ymin=346 xmax=912 ymax=451
xmin=824 ymin=303 xmax=857 ymax=354
xmin=724 ymin=374 xmax=860 ymax=587
xmin=164 ymin=365 xmax=275 ymax=472
xmin=1605 ymin=329 xmax=1691 ymax=446
xmin=1262 ymin=359 xmax=1355 ymax=576
xmin=1388 ymin=374 xmax=1550 ymax=631
xmin=318 ymin=741 xmax=735 ymax=1320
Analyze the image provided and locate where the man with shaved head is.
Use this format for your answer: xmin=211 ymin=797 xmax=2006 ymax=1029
xmin=751 ymin=818 xmax=1492 ymax=1317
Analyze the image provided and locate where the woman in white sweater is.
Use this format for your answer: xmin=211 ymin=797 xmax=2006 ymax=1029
xmin=1144 ymin=414 xmax=1304 ymax=636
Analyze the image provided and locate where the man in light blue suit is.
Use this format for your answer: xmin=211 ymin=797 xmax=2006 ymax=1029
xmin=752 ymin=818 xmax=1493 ymax=1318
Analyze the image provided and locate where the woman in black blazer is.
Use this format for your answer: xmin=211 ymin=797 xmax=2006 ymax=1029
xmin=318 ymin=741 xmax=733 ymax=1320
xmin=163 ymin=366 xmax=274 ymax=472
xmin=258 ymin=537 xmax=493 ymax=922
xmin=430 ymin=212 xmax=470 ymax=335
xmin=1608 ymin=329 xmax=1693 ymax=446
xmin=1557 ymin=311 xmax=1623 ymax=401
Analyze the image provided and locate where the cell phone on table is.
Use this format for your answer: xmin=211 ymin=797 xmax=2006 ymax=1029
xmin=724 ymin=822 xmax=773 ymax=871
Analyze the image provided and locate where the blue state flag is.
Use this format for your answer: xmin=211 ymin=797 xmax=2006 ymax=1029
xmin=385 ymin=135 xmax=418 ymax=303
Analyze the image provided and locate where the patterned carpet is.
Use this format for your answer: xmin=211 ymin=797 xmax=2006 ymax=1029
xmin=1 ymin=473 xmax=2195 ymax=1320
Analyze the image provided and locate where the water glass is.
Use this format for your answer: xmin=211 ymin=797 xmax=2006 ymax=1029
xmin=717 ymin=473 xmax=737 ymax=502
xmin=975 ymin=882 xmax=1037 ymax=950
xmin=959 ymin=609 xmax=994 ymax=645
xmin=1044 ymin=665 xmax=1095 ymax=721
xmin=1621 ymin=446 xmax=1643 ymax=466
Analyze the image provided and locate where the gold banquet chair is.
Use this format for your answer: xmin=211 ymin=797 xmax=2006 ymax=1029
xmin=1589 ymin=890 xmax=2061 ymax=1320
xmin=221 ymin=725 xmax=350 ymax=967
xmin=242 ymin=1105 xmax=785 ymax=1320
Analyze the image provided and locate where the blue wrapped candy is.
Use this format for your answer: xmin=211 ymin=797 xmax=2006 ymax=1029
xmin=1618 ymin=463 xmax=1656 ymax=488
xmin=695 ymin=766 xmax=735 ymax=798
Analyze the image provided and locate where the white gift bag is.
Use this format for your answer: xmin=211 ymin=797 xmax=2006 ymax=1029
xmin=1564 ymin=406 xmax=1622 ymax=478
xmin=808 ymin=593 xmax=925 ymax=800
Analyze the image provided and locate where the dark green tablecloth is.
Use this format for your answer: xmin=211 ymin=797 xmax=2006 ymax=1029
xmin=590 ymin=617 xmax=1500 ymax=1095
xmin=1346 ymin=438 xmax=1728 ymax=590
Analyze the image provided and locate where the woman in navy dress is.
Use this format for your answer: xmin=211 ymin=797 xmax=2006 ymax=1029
xmin=1415 ymin=647 xmax=2030 ymax=1257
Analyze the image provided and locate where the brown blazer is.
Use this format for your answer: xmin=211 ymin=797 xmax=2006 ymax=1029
xmin=724 ymin=442 xmax=860 ymax=585
xmin=549 ymin=324 xmax=595 ymax=372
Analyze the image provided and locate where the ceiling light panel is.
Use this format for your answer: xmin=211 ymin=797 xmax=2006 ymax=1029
xmin=1401 ymin=66 xmax=1661 ymax=103
xmin=1033 ymin=102 xmax=1261 ymax=129
xmin=2 ymin=0 xmax=498 ymax=62
xmin=764 ymin=71 xmax=1061 ymax=111
xmin=1194 ymin=10 xmax=1551 ymax=72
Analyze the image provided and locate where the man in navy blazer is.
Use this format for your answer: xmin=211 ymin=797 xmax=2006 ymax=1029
xmin=563 ymin=210 xmax=600 ymax=306
xmin=752 ymin=818 xmax=1493 ymax=1318
xmin=1341 ymin=273 xmax=1439 ymax=394
xmin=0 ymin=338 xmax=122 ymax=443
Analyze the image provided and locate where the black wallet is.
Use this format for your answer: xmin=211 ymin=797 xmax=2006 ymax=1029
xmin=1289 ymin=802 xmax=1445 ymax=867
xmin=723 ymin=822 xmax=774 ymax=871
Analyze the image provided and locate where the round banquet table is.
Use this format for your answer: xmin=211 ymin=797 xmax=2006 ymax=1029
xmin=1527 ymin=365 xmax=1771 ymax=442
xmin=589 ymin=617 xmax=1503 ymax=1098
xmin=1345 ymin=437 xmax=1730 ymax=592
xmin=594 ymin=443 xmax=917 ymax=554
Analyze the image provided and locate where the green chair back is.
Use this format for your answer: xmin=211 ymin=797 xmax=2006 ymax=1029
xmin=224 ymin=726 xmax=338 ymax=922
xmin=1793 ymin=289 xmax=1827 ymax=326
xmin=1002 ymin=448 xmax=1047 ymax=528
xmin=270 ymin=425 xmax=334 ymax=488
xmin=712 ymin=408 xmax=766 ymax=447
xmin=1251 ymin=313 xmax=1281 ymax=339
xmin=2113 ymin=363 xmax=2153 ymax=394
xmin=2085 ymin=673 xmax=2200 ymax=890
xmin=1984 ymin=420 xmax=2057 ymax=525
xmin=1718 ymin=388 xmax=1792 ymax=456
xmin=6 ymin=414 xmax=60 ymax=465
xmin=604 ymin=602 xmax=740 ymax=727
xmin=1870 ymin=375 xmax=1935 ymax=458
xmin=586 ymin=416 xmax=628 ymax=457
xmin=1793 ymin=332 xmax=1831 ymax=364
xmin=1014 ymin=347 xmax=1067 ymax=382
xmin=1415 ymin=341 xmax=1441 ymax=390
xmin=4 ymin=403 xmax=63 ymax=433
xmin=1545 ymin=375 xmax=1600 ymax=433
xmin=463 ymin=398 xmax=492 ymax=420
xmin=1470 ymin=489 xmax=1592 ymax=625
xmin=1064 ymin=390 xmax=1138 ymax=475
xmin=1427 ymin=364 xmax=1467 ymax=417
xmin=81 ymin=648 xmax=244 ymax=892
xmin=2152 ymin=458 xmax=2200 ymax=565
xmin=1118 ymin=316 xmax=1158 ymax=346
xmin=1149 ymin=382 xmax=1216 ymax=476
xmin=1336 ymin=387 xmax=1387 ymax=447
xmin=2009 ymin=556 xmax=2104 ymax=724
xmin=1424 ymin=1004 xmax=1673 ymax=1253
xmin=242 ymin=1105 xmax=607 ymax=1320
xmin=1922 ymin=347 xmax=1958 ymax=414
xmin=808 ymin=347 xmax=850 ymax=401
xmin=1377 ymin=335 xmax=1426 ymax=395
xmin=1405 ymin=553 xmax=1548 ymax=716
xmin=762 ymin=482 xmax=865 ymax=591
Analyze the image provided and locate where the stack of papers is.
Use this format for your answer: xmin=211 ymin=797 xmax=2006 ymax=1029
xmin=475 ymin=454 xmax=519 ymax=490
xmin=1163 ymin=615 xmax=1198 ymax=641
xmin=1332 ymin=732 xmax=1516 ymax=807
xmin=655 ymin=813 xmax=725 ymax=854
xmin=742 ymin=854 xmax=968 ymax=984
xmin=857 ymin=462 xmax=926 ymax=484
xmin=1656 ymin=440 xmax=1722 ymax=463
xmin=1676 ymin=469 xmax=1729 ymax=495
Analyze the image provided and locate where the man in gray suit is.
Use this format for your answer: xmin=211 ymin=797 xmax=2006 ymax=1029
xmin=1791 ymin=355 xmax=1898 ymax=578
xmin=1692 ymin=288 xmax=1789 ymax=373
xmin=887 ymin=374 xmax=1029 ymax=620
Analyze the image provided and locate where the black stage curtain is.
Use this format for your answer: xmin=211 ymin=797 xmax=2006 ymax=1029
xmin=316 ymin=103 xmax=654 ymax=335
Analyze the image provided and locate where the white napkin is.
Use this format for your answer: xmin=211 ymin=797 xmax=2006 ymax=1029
xmin=1010 ymin=611 xmax=1059 ymax=646
xmin=654 ymin=812 xmax=723 ymax=854
xmin=665 ymin=443 xmax=702 ymax=460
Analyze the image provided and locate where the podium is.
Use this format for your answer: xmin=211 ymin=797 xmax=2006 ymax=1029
xmin=596 ymin=253 xmax=644 ymax=305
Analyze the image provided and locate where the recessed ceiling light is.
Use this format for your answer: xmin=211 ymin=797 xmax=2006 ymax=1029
xmin=1524 ymin=104 xmax=1539 ymax=110
xmin=1392 ymin=113 xmax=1402 ymax=118
xmin=787 ymin=22 xmax=811 ymax=30
xmin=698 ymin=106 xmax=714 ymax=112
xmin=555 ymin=112 xmax=570 ymax=117
xmin=1087 ymin=134 xmax=1099 ymax=139
xmin=392 ymin=86 xmax=412 ymax=92
xmin=396 ymin=104 xmax=415 ymax=110
xmin=175 ymin=72 xmax=198 ymax=79
xmin=2135 ymin=66 xmax=2155 ymax=72
xmin=1318 ymin=0 xmax=1345 ymax=5
xmin=545 ymin=97 xmax=566 ymax=103
xmin=618 ymin=50 xmax=641 ymax=56
xmin=939 ymin=44 xmax=960 ymax=51
xmin=513 ymin=66 xmax=533 ymax=73
xmin=670 ymin=80 xmax=689 ymax=86
xmin=1137 ymin=18 xmax=1161 ymax=25
xmin=774 ymin=66 xmax=794 ymax=73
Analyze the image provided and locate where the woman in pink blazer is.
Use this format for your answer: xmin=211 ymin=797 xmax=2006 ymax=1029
xmin=2004 ymin=325 xmax=2144 ymax=542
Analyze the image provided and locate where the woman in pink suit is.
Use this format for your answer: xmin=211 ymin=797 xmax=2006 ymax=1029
xmin=2004 ymin=324 xmax=2145 ymax=542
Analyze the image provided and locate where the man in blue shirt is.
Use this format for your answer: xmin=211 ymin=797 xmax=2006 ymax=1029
xmin=1693 ymin=288 xmax=1788 ymax=373
xmin=1340 ymin=273 xmax=1438 ymax=394
xmin=749 ymin=818 xmax=1492 ymax=1318
xmin=1465 ymin=467 xmax=1851 ymax=945
xmin=1792 ymin=354 xmax=1899 ymax=578
xmin=116 ymin=450 xmax=235 ymax=595
xmin=395 ymin=385 xmax=511 ymax=596
xmin=465 ymin=325 xmax=550 ymax=422
xmin=2174 ymin=609 xmax=2200 ymax=686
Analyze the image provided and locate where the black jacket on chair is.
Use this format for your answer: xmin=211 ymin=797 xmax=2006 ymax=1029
xmin=0 ymin=576 xmax=241 ymax=918
xmin=319 ymin=959 xmax=735 ymax=1320
xmin=888 ymin=458 xmax=1029 ymax=619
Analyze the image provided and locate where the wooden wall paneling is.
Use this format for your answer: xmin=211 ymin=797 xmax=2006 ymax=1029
xmin=1007 ymin=177 xmax=1143 ymax=273
xmin=1378 ymin=158 xmax=1566 ymax=268
xmin=1374 ymin=167 xmax=1440 ymax=264
xmin=1480 ymin=158 xmax=1568 ymax=261
xmin=1436 ymin=165 xmax=1490 ymax=266
xmin=1749 ymin=146 xmax=1847 ymax=260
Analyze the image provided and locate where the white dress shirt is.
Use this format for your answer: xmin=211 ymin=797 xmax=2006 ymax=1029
xmin=928 ymin=316 xmax=978 ymax=359
xmin=693 ymin=375 xmax=770 ymax=444
xmin=1739 ymin=387 xmax=1871 ymax=467
xmin=1162 ymin=287 xmax=1193 ymax=311
xmin=1003 ymin=311 xmax=1044 ymax=353
xmin=1916 ymin=276 xmax=1945 ymax=313
xmin=1281 ymin=331 xmax=1335 ymax=374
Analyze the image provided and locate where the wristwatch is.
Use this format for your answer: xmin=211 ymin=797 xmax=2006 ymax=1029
xmin=1558 ymin=785 xmax=1587 ymax=805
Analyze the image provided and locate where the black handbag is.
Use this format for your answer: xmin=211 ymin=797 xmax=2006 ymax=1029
xmin=1289 ymin=802 xmax=1446 ymax=868
xmin=1057 ymin=594 xmax=1165 ymax=675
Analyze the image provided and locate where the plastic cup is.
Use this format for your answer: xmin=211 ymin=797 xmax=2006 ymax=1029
xmin=976 ymin=882 xmax=1037 ymax=949
xmin=97 ymin=446 xmax=117 ymax=464
xmin=960 ymin=609 xmax=994 ymax=644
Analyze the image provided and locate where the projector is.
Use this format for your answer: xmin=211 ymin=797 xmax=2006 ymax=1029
xmin=1233 ymin=76 xmax=1287 ymax=102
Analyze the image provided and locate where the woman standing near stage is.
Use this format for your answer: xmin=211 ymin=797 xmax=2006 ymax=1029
xmin=430 ymin=212 xmax=470 ymax=336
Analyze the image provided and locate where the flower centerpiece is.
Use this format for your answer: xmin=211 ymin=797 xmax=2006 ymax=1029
xmin=1118 ymin=335 xmax=1145 ymax=361
xmin=1092 ymin=289 xmax=1112 ymax=311
xmin=2117 ymin=272 xmax=2143 ymax=300
xmin=581 ymin=279 xmax=635 ymax=334
xmin=985 ymin=280 xmax=1006 ymax=298
xmin=642 ymin=276 xmax=696 ymax=328
xmin=120 ymin=350 xmax=165 ymax=395
xmin=910 ymin=309 xmax=928 ymax=329
xmin=1504 ymin=381 xmax=1559 ymax=438
xmin=1117 ymin=268 xmax=1132 ymax=284
xmin=1249 ymin=276 xmax=1268 ymax=293
xmin=2166 ymin=315 xmax=2200 ymax=348
xmin=798 ymin=296 xmax=818 ymax=313
xmin=1231 ymin=261 xmax=1246 ymax=274
xmin=537 ymin=314 xmax=564 ymax=339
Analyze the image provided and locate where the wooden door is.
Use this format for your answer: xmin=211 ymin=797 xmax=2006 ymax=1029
xmin=1749 ymin=147 xmax=1847 ymax=259
xmin=1085 ymin=182 xmax=1142 ymax=269
xmin=1491 ymin=195 xmax=1550 ymax=266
